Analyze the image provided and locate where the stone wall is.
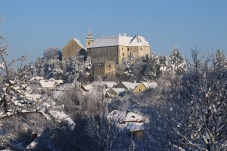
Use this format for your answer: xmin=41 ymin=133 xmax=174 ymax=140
xmin=87 ymin=46 xmax=118 ymax=63
xmin=93 ymin=61 xmax=116 ymax=80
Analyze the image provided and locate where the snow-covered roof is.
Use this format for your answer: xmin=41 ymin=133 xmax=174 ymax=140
xmin=108 ymin=110 xmax=126 ymax=121
xmin=30 ymin=76 xmax=43 ymax=81
xmin=124 ymin=112 xmax=144 ymax=122
xmin=49 ymin=78 xmax=63 ymax=84
xmin=91 ymin=81 xmax=117 ymax=88
xmin=53 ymin=90 xmax=64 ymax=98
xmin=40 ymin=79 xmax=63 ymax=89
xmin=121 ymin=82 xmax=140 ymax=90
xmin=56 ymin=83 xmax=73 ymax=91
xmin=81 ymin=84 xmax=93 ymax=91
xmin=141 ymin=82 xmax=158 ymax=89
xmin=103 ymin=81 xmax=117 ymax=88
xmin=40 ymin=80 xmax=56 ymax=88
xmin=88 ymin=35 xmax=149 ymax=48
xmin=103 ymin=88 xmax=109 ymax=94
xmin=108 ymin=110 xmax=148 ymax=132
xmin=110 ymin=88 xmax=126 ymax=95
xmin=72 ymin=38 xmax=84 ymax=48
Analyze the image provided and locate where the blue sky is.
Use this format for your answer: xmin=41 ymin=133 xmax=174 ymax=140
xmin=0 ymin=0 xmax=227 ymax=62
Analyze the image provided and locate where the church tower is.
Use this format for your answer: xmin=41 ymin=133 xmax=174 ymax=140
xmin=86 ymin=29 xmax=93 ymax=49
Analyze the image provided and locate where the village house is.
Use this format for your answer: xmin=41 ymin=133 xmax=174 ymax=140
xmin=114 ymin=81 xmax=140 ymax=91
xmin=53 ymin=83 xmax=75 ymax=98
xmin=105 ymin=88 xmax=126 ymax=98
xmin=108 ymin=110 xmax=149 ymax=140
xmin=133 ymin=81 xmax=158 ymax=93
xmin=39 ymin=79 xmax=63 ymax=90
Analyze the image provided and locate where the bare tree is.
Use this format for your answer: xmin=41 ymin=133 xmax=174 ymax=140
xmin=0 ymin=19 xmax=47 ymax=119
xmin=43 ymin=47 xmax=60 ymax=60
xmin=86 ymin=103 xmax=131 ymax=151
xmin=168 ymin=49 xmax=227 ymax=151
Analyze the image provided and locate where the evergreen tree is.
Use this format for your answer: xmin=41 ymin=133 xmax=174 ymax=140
xmin=169 ymin=46 xmax=186 ymax=75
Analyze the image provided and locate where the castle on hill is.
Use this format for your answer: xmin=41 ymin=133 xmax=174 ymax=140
xmin=62 ymin=31 xmax=151 ymax=80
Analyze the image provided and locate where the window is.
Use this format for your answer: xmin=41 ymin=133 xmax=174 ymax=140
xmin=109 ymin=64 xmax=111 ymax=68
xmin=128 ymin=48 xmax=129 ymax=51
xmin=88 ymin=42 xmax=90 ymax=45
xmin=98 ymin=64 xmax=101 ymax=68
xmin=140 ymin=47 xmax=142 ymax=50
xmin=122 ymin=48 xmax=123 ymax=50
xmin=139 ymin=89 xmax=141 ymax=92
xmin=122 ymin=53 xmax=124 ymax=56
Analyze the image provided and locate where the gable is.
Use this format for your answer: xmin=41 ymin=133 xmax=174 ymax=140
xmin=63 ymin=38 xmax=84 ymax=51
xmin=114 ymin=82 xmax=128 ymax=89
xmin=107 ymin=88 xmax=118 ymax=96
xmin=133 ymin=83 xmax=146 ymax=93
xmin=62 ymin=38 xmax=85 ymax=60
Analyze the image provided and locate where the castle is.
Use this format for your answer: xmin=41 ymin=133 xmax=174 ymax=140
xmin=87 ymin=33 xmax=150 ymax=64
xmin=62 ymin=32 xmax=151 ymax=80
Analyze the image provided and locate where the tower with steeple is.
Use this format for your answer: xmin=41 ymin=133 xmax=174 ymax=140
xmin=86 ymin=28 xmax=93 ymax=49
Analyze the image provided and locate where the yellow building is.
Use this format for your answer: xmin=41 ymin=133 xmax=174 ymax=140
xmin=62 ymin=38 xmax=84 ymax=60
xmin=133 ymin=82 xmax=158 ymax=94
xmin=114 ymin=81 xmax=157 ymax=94
xmin=87 ymin=33 xmax=151 ymax=64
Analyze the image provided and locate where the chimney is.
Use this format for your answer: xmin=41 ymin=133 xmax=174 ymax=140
xmin=124 ymin=33 xmax=126 ymax=37
xmin=119 ymin=33 xmax=121 ymax=36
xmin=31 ymin=133 xmax=37 ymax=141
